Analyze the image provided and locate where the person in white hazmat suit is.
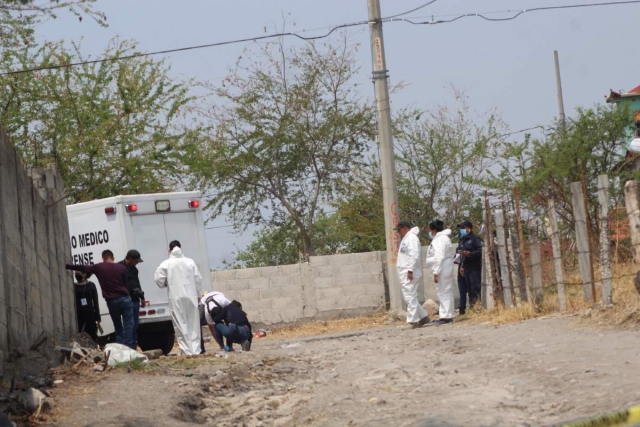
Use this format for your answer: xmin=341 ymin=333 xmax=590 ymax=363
xmin=425 ymin=220 xmax=455 ymax=325
xmin=154 ymin=240 xmax=203 ymax=355
xmin=395 ymin=220 xmax=430 ymax=328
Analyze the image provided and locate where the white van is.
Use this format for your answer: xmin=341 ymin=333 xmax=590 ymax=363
xmin=66 ymin=191 xmax=212 ymax=354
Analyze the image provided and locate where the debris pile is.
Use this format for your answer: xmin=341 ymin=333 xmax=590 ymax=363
xmin=1 ymin=333 xmax=113 ymax=425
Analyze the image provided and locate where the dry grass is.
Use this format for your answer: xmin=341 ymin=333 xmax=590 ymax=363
xmin=466 ymin=261 xmax=640 ymax=327
xmin=264 ymin=307 xmax=402 ymax=340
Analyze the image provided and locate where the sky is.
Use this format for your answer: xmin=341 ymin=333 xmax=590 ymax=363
xmin=36 ymin=0 xmax=640 ymax=269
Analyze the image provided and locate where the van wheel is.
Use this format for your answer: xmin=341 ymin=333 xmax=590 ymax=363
xmin=138 ymin=331 xmax=175 ymax=355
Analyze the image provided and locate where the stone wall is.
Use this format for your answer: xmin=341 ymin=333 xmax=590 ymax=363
xmin=211 ymin=246 xmax=465 ymax=326
xmin=0 ymin=127 xmax=75 ymax=370
xmin=211 ymin=251 xmax=387 ymax=326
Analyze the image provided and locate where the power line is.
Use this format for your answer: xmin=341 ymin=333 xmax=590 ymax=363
xmin=382 ymin=0 xmax=439 ymax=19
xmin=392 ymin=1 xmax=640 ymax=25
xmin=1 ymin=0 xmax=638 ymax=76
xmin=0 ymin=21 xmax=367 ymax=77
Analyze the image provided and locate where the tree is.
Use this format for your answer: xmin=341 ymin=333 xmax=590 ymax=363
xmin=0 ymin=38 xmax=198 ymax=202
xmin=489 ymin=103 xmax=631 ymax=229
xmin=0 ymin=0 xmax=106 ymax=50
xmin=393 ymin=88 xmax=507 ymax=236
xmin=329 ymin=90 xmax=504 ymax=249
xmin=224 ymin=212 xmax=352 ymax=268
xmin=186 ymin=36 xmax=375 ymax=262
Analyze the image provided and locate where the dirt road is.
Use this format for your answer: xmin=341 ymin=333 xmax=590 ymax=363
xmin=51 ymin=317 xmax=640 ymax=427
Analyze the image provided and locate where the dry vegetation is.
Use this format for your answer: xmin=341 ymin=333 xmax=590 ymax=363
xmin=265 ymin=261 xmax=640 ymax=338
xmin=265 ymin=307 xmax=403 ymax=340
xmin=466 ymin=260 xmax=640 ymax=327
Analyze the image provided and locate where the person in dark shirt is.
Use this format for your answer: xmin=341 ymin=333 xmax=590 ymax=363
xmin=74 ymin=271 xmax=101 ymax=342
xmin=66 ymin=249 xmax=134 ymax=349
xmin=457 ymin=220 xmax=484 ymax=314
xmin=212 ymin=301 xmax=252 ymax=352
xmin=118 ymin=250 xmax=146 ymax=349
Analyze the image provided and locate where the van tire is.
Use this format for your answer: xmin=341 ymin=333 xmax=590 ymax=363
xmin=137 ymin=330 xmax=175 ymax=355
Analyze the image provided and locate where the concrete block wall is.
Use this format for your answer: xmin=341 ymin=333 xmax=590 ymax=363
xmin=211 ymin=251 xmax=387 ymax=326
xmin=0 ymin=127 xmax=75 ymax=369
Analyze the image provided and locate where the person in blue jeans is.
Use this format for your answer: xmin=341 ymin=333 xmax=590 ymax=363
xmin=119 ymin=250 xmax=146 ymax=349
xmin=67 ymin=250 xmax=135 ymax=348
xmin=212 ymin=301 xmax=252 ymax=352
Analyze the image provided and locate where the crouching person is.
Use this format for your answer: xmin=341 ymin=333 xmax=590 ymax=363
xmin=212 ymin=301 xmax=252 ymax=352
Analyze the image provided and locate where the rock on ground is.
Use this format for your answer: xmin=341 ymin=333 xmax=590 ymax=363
xmin=423 ymin=299 xmax=440 ymax=317
xmin=18 ymin=388 xmax=49 ymax=413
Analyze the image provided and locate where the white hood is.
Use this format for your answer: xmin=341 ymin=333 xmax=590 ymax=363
xmin=434 ymin=229 xmax=452 ymax=239
xmin=397 ymin=226 xmax=423 ymax=277
xmin=426 ymin=229 xmax=454 ymax=275
xmin=170 ymin=246 xmax=184 ymax=258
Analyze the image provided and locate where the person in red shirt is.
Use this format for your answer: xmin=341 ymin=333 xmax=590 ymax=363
xmin=66 ymin=250 xmax=134 ymax=348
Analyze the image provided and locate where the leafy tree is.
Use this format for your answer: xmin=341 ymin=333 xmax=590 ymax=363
xmin=329 ymin=90 xmax=503 ymax=249
xmin=0 ymin=0 xmax=106 ymax=50
xmin=225 ymin=212 xmax=352 ymax=268
xmin=186 ymin=37 xmax=375 ymax=262
xmin=393 ymin=88 xmax=507 ymax=236
xmin=489 ymin=103 xmax=631 ymax=229
xmin=0 ymin=38 xmax=198 ymax=202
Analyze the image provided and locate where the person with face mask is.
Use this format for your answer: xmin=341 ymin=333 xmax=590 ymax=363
xmin=425 ymin=220 xmax=455 ymax=324
xmin=395 ymin=220 xmax=430 ymax=328
xmin=456 ymin=220 xmax=483 ymax=314
xmin=74 ymin=271 xmax=101 ymax=342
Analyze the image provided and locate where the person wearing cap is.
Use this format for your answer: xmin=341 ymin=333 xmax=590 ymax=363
xmin=154 ymin=240 xmax=203 ymax=355
xmin=457 ymin=219 xmax=484 ymax=314
xmin=119 ymin=250 xmax=146 ymax=349
xmin=395 ymin=220 xmax=430 ymax=328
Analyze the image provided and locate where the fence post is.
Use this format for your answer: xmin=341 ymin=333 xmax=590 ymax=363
xmin=484 ymin=192 xmax=503 ymax=307
xmin=547 ymin=198 xmax=567 ymax=311
xmin=494 ymin=209 xmax=512 ymax=308
xmin=481 ymin=209 xmax=495 ymax=310
xmin=502 ymin=201 xmax=517 ymax=306
xmin=528 ymin=219 xmax=544 ymax=306
xmin=597 ymin=175 xmax=613 ymax=305
xmin=507 ymin=211 xmax=528 ymax=302
xmin=624 ymin=180 xmax=640 ymax=294
xmin=570 ymin=181 xmax=595 ymax=302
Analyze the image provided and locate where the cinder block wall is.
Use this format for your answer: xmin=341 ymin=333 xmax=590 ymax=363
xmin=211 ymin=251 xmax=387 ymax=326
xmin=0 ymin=127 xmax=75 ymax=369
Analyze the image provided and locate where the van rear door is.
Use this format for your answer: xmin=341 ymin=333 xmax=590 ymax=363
xmin=163 ymin=212 xmax=201 ymax=280
xmin=130 ymin=211 xmax=203 ymax=323
xmin=130 ymin=215 xmax=171 ymax=323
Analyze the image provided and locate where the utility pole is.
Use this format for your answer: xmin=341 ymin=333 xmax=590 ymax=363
xmin=367 ymin=0 xmax=402 ymax=311
xmin=554 ymin=50 xmax=566 ymax=129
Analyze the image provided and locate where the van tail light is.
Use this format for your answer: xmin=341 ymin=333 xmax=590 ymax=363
xmin=188 ymin=200 xmax=200 ymax=208
xmin=147 ymin=310 xmax=156 ymax=315
xmin=139 ymin=310 xmax=147 ymax=316
xmin=126 ymin=204 xmax=138 ymax=213
xmin=105 ymin=206 xmax=117 ymax=215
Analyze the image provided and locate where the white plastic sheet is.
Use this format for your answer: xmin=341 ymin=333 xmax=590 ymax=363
xmin=104 ymin=343 xmax=148 ymax=366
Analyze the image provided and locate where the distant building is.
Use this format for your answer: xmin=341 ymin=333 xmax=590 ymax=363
xmin=607 ymin=85 xmax=640 ymax=153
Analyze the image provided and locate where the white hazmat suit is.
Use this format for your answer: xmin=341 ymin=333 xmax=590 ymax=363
xmin=397 ymin=226 xmax=430 ymax=324
xmin=425 ymin=229 xmax=455 ymax=319
xmin=154 ymin=247 xmax=203 ymax=355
